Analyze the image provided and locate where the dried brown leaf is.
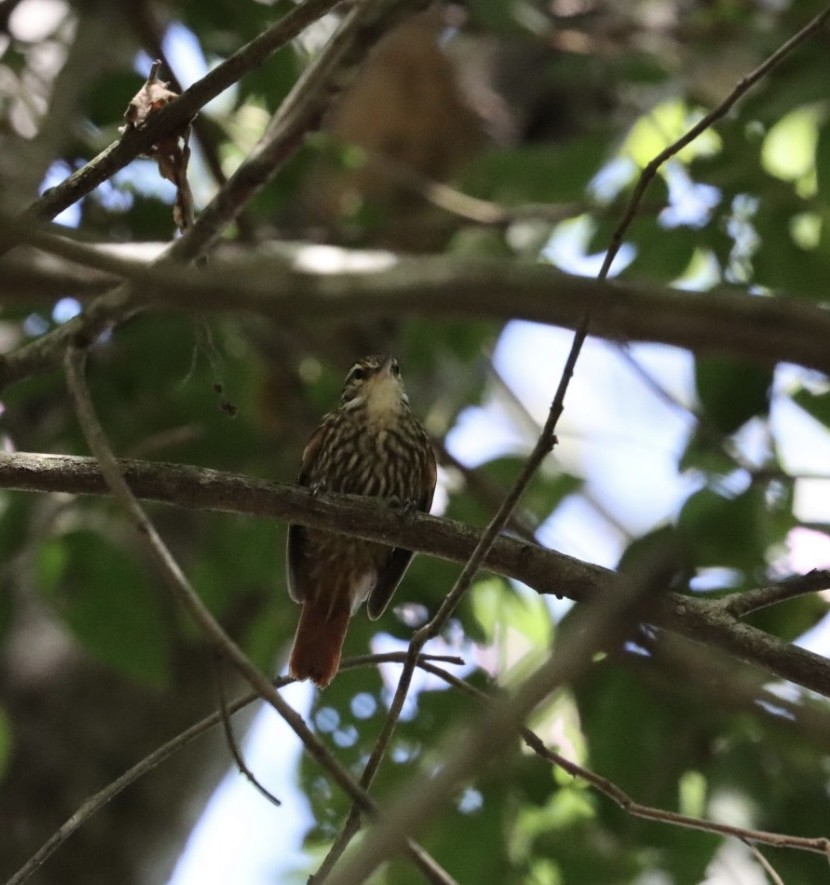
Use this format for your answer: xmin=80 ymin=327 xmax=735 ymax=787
xmin=120 ymin=64 xmax=196 ymax=233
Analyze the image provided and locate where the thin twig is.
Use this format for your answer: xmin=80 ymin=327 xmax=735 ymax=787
xmin=329 ymin=140 xmax=585 ymax=226
xmin=743 ymin=841 xmax=786 ymax=885
xmin=437 ymin=442 xmax=538 ymax=543
xmin=599 ymin=3 xmax=830 ymax=278
xmin=723 ymin=570 xmax=830 ymax=618
xmin=485 ymin=357 xmax=631 ymax=540
xmin=212 ymin=656 xmax=281 ymax=807
xmin=421 ymin=662 xmax=830 ymax=859
xmin=4 ymin=651 xmax=462 ymax=885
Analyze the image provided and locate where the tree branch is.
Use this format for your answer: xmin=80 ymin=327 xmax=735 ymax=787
xmin=723 ymin=570 xmax=830 ymax=618
xmin=212 ymin=657 xmax=282 ymax=808
xmin=7 ymin=241 xmax=830 ymax=389
xmin=167 ymin=0 xmax=433 ymax=263
xmin=325 ymin=549 xmax=670 ymax=883
xmin=16 ymin=0 xmax=343 ymax=227
xmin=422 ymin=663 xmax=830 ymax=858
xmin=5 ymin=652 xmax=461 ymax=885
xmin=2 ymin=451 xmax=830 ymax=700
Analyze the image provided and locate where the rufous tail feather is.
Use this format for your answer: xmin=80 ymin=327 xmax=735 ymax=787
xmin=289 ymin=597 xmax=351 ymax=688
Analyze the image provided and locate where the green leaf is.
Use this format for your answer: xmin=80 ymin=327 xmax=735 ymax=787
xmin=752 ymin=203 xmax=830 ymax=296
xmin=695 ymin=355 xmax=772 ymax=434
xmin=36 ymin=530 xmax=171 ymax=688
xmin=792 ymin=386 xmax=830 ymax=428
xmin=677 ymin=484 xmax=794 ymax=574
xmin=623 ymin=219 xmax=698 ymax=283
xmin=617 ymin=525 xmax=692 ymax=590
xmin=679 ymin=425 xmax=741 ymax=475
xmin=462 ymin=136 xmax=610 ymax=204
xmin=471 ymin=576 xmax=552 ymax=651
xmin=576 ymin=664 xmax=719 ymax=812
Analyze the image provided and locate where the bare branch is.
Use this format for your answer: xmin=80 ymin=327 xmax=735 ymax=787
xmin=724 ymin=570 xmax=830 ymax=618
xmin=8 ymin=235 xmax=830 ymax=389
xmin=212 ymin=657 xmax=281 ymax=808
xmin=2 ymin=451 xmax=830 ymax=700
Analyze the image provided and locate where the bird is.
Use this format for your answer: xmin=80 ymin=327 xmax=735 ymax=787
xmin=286 ymin=354 xmax=437 ymax=688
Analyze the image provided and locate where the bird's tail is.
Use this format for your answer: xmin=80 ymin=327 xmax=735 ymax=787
xmin=289 ymin=595 xmax=352 ymax=688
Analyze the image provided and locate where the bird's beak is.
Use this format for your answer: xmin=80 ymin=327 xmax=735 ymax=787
xmin=379 ymin=354 xmax=394 ymax=378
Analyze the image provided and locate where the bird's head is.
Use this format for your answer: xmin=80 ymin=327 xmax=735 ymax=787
xmin=339 ymin=354 xmax=409 ymax=418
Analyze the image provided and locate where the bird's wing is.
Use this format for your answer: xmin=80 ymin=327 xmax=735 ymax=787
xmin=286 ymin=418 xmax=331 ymax=604
xmin=367 ymin=443 xmax=437 ymax=620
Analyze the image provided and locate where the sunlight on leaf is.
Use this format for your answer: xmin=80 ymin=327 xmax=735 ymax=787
xmin=789 ymin=210 xmax=821 ymax=249
xmin=623 ymin=100 xmax=721 ymax=168
xmin=471 ymin=578 xmax=552 ymax=677
xmin=679 ymin=770 xmax=707 ymax=818
xmin=761 ymin=104 xmax=823 ymax=196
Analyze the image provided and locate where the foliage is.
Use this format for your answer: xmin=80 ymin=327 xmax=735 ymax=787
xmin=2 ymin=1 xmax=830 ymax=883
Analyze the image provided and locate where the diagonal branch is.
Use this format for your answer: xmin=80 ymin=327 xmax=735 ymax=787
xmin=5 ymin=652 xmax=461 ymax=885
xmin=599 ymin=2 xmax=830 ymax=277
xmin=167 ymin=0 xmax=433 ymax=263
xmin=324 ymin=550 xmax=670 ymax=883
xmin=17 ymin=0 xmax=343 ymax=227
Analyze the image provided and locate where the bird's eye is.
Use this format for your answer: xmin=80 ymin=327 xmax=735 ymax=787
xmin=391 ymin=361 xmax=401 ymax=376
xmin=350 ymin=367 xmax=366 ymax=382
